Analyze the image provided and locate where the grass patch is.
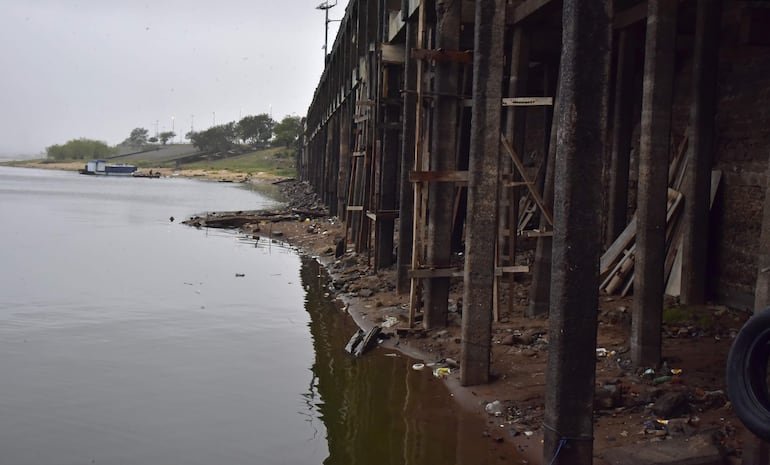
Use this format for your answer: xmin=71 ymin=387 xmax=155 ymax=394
xmin=181 ymin=147 xmax=296 ymax=177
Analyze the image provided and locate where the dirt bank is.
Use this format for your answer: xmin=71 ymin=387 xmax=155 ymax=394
xmin=186 ymin=179 xmax=751 ymax=465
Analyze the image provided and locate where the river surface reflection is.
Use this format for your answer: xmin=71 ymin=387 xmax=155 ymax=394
xmin=0 ymin=166 xmax=516 ymax=464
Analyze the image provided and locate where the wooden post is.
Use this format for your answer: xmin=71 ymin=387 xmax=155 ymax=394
xmin=338 ymin=101 xmax=352 ymax=218
xmin=461 ymin=0 xmax=505 ymax=387
xmin=498 ymin=26 xmax=530 ymax=316
xmin=527 ymin=78 xmax=559 ymax=318
xmin=543 ymin=1 xmax=611 ymax=464
xmin=680 ymin=0 xmax=722 ymax=305
xmin=606 ymin=30 xmax=635 ymax=246
xmin=631 ymin=0 xmax=677 ymax=369
xmin=424 ymin=0 xmax=461 ymax=329
xmin=375 ymin=64 xmax=401 ymax=269
xmin=397 ymin=20 xmax=417 ymax=294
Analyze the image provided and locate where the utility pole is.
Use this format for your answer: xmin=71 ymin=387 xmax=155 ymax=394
xmin=315 ymin=1 xmax=338 ymax=62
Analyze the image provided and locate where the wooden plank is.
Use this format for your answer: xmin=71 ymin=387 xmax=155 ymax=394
xmin=500 ymin=134 xmax=553 ymax=225
xmin=600 ymin=215 xmax=638 ymax=276
xmin=495 ymin=265 xmax=530 ymax=275
xmin=347 ymin=205 xmax=364 ymax=211
xmin=409 ymin=268 xmax=464 ymax=279
xmin=502 ymin=97 xmax=553 ymax=107
xmin=520 ymin=229 xmax=553 ymax=238
xmin=513 ymin=0 xmax=553 ymax=24
xmin=614 ymin=1 xmax=648 ymax=30
xmin=665 ymin=170 xmax=723 ymax=296
xmin=409 ymin=170 xmax=469 ymax=183
xmin=381 ymin=43 xmax=406 ymax=64
xmin=411 ymin=48 xmax=473 ymax=64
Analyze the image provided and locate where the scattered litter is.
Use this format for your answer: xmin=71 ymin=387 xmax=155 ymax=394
xmin=433 ymin=367 xmax=451 ymax=378
xmin=344 ymin=330 xmax=364 ymax=355
xmin=596 ymin=348 xmax=608 ymax=357
xmin=653 ymin=375 xmax=672 ymax=385
xmin=671 ymin=368 xmax=683 ymax=375
xmin=523 ymin=431 xmax=534 ymax=437
xmin=485 ymin=400 xmax=504 ymax=416
xmin=235 ymin=273 xmax=245 ymax=277
xmin=412 ymin=363 xmax=425 ymax=371
xmin=381 ymin=316 xmax=399 ymax=328
xmin=384 ymin=353 xmax=398 ymax=357
xmin=351 ymin=326 xmax=382 ymax=358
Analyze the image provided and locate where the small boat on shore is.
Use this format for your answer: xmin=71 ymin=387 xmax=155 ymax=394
xmin=79 ymin=160 xmax=138 ymax=176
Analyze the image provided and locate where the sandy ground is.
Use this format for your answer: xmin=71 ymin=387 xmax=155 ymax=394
xmin=187 ymin=185 xmax=754 ymax=465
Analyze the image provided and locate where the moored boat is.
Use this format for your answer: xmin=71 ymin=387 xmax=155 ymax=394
xmin=79 ymin=160 xmax=138 ymax=176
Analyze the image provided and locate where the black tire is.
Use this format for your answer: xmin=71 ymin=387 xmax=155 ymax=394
xmin=727 ymin=307 xmax=770 ymax=441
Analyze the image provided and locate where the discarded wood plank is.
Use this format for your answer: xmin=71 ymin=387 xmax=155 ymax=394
xmin=605 ymin=251 xmax=636 ymax=295
xmin=344 ymin=329 xmax=365 ymax=355
xmin=665 ymin=170 xmax=723 ymax=296
xmin=353 ymin=325 xmax=382 ymax=357
xmin=601 ymin=246 xmax=635 ymax=291
xmin=600 ymin=215 xmax=637 ymax=275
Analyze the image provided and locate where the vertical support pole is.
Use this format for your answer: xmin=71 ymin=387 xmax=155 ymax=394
xmin=424 ymin=0 xmax=461 ymax=329
xmin=528 ymin=79 xmax=559 ymax=318
xmin=606 ymin=30 xmax=635 ymax=245
xmin=339 ymin=100 xmax=352 ymax=217
xmin=408 ymin=1 xmax=426 ymax=326
xmin=398 ymin=20 xmax=417 ymax=294
xmin=498 ymin=26 xmax=530 ymax=316
xmin=680 ymin=0 xmax=722 ymax=305
xmin=632 ymin=0 xmax=677 ymax=368
xmin=461 ymin=0 xmax=505 ymax=387
xmin=376 ymin=64 xmax=401 ymax=269
xmin=543 ymin=1 xmax=611 ymax=464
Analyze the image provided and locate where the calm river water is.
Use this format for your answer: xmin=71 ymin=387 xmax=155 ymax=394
xmin=0 ymin=166 xmax=515 ymax=465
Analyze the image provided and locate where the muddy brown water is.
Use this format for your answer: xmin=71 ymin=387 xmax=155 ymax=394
xmin=0 ymin=166 xmax=519 ymax=465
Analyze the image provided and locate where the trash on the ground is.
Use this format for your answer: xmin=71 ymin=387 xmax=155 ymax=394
xmin=353 ymin=325 xmax=382 ymax=358
xmin=412 ymin=363 xmax=425 ymax=371
xmin=433 ymin=367 xmax=451 ymax=378
xmin=381 ymin=316 xmax=399 ymax=328
xmin=523 ymin=431 xmax=534 ymax=437
xmin=642 ymin=368 xmax=655 ymax=378
xmin=653 ymin=375 xmax=673 ymax=385
xmin=485 ymin=400 xmax=504 ymax=416
xmin=384 ymin=353 xmax=398 ymax=357
xmin=596 ymin=347 xmax=608 ymax=357
xmin=443 ymin=358 xmax=460 ymax=368
xmin=344 ymin=329 xmax=365 ymax=355
xmin=671 ymin=368 xmax=683 ymax=375
xmin=235 ymin=273 xmax=245 ymax=277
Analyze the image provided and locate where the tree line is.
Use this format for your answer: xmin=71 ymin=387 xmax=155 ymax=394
xmin=45 ymin=113 xmax=304 ymax=161
xmin=185 ymin=114 xmax=303 ymax=153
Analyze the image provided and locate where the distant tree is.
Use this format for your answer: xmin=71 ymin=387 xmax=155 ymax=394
xmin=148 ymin=136 xmax=159 ymax=144
xmin=158 ymin=131 xmax=176 ymax=145
xmin=237 ymin=114 xmax=275 ymax=147
xmin=121 ymin=127 xmax=149 ymax=147
xmin=46 ymin=138 xmax=115 ymax=161
xmin=272 ymin=115 xmax=303 ymax=149
xmin=188 ymin=123 xmax=237 ymax=152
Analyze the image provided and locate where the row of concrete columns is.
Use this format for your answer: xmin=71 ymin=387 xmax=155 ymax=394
xmin=303 ymin=1 xmax=726 ymax=464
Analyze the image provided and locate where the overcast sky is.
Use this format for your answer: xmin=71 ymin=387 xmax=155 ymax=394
xmin=0 ymin=1 xmax=342 ymax=158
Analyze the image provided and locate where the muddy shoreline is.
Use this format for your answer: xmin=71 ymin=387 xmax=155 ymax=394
xmin=184 ymin=178 xmax=751 ymax=465
xmin=11 ymin=161 xmax=746 ymax=463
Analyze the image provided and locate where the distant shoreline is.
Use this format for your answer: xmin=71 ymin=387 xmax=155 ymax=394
xmin=1 ymin=160 xmax=287 ymax=184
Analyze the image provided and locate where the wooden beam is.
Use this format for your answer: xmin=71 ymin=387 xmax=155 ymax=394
xmin=409 ymin=170 xmax=469 ymax=183
xmin=409 ymin=268 xmax=464 ymax=279
xmin=411 ymin=48 xmax=473 ymax=64
xmin=513 ymin=0 xmax=553 ymax=24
